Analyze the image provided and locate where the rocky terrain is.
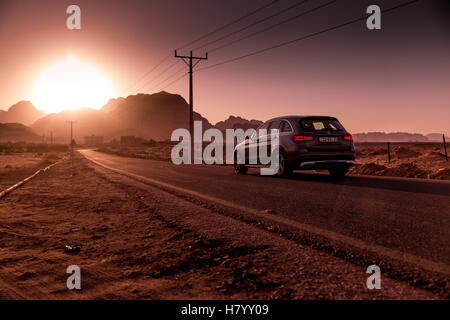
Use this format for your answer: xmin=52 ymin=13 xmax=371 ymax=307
xmin=350 ymin=143 xmax=449 ymax=180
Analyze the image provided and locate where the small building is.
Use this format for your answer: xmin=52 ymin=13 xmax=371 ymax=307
xmin=121 ymin=136 xmax=147 ymax=146
xmin=121 ymin=136 xmax=136 ymax=145
xmin=84 ymin=135 xmax=104 ymax=147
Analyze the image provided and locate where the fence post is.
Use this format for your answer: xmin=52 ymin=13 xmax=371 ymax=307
xmin=444 ymin=134 xmax=448 ymax=161
xmin=387 ymin=142 xmax=391 ymax=163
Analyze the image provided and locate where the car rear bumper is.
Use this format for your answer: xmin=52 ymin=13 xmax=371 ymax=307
xmin=287 ymin=151 xmax=355 ymax=170
xmin=298 ymin=159 xmax=354 ymax=169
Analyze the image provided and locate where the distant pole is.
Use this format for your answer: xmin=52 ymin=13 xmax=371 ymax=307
xmin=174 ymin=50 xmax=208 ymax=163
xmin=50 ymin=131 xmax=53 ymax=145
xmin=66 ymin=121 xmax=77 ymax=157
xmin=443 ymin=134 xmax=448 ymax=161
xmin=387 ymin=142 xmax=391 ymax=163
xmin=189 ymin=51 xmax=193 ymax=137
xmin=66 ymin=121 xmax=75 ymax=145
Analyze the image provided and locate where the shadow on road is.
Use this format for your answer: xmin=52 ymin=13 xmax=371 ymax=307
xmin=247 ymin=170 xmax=450 ymax=196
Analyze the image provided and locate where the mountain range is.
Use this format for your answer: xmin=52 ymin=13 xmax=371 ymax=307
xmin=0 ymin=101 xmax=45 ymax=126
xmin=0 ymin=92 xmax=448 ymax=143
xmin=0 ymin=123 xmax=41 ymax=142
xmin=214 ymin=116 xmax=262 ymax=132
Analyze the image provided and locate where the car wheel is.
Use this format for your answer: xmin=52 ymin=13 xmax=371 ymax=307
xmin=276 ymin=151 xmax=292 ymax=177
xmin=234 ymin=163 xmax=248 ymax=174
xmin=234 ymin=153 xmax=248 ymax=174
xmin=328 ymin=167 xmax=349 ymax=179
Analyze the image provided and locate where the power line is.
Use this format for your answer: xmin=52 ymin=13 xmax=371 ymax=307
xmin=197 ymin=0 xmax=420 ymax=72
xmin=209 ymin=0 xmax=338 ymax=53
xmin=151 ymin=63 xmax=187 ymax=91
xmin=177 ymin=0 xmax=282 ymax=50
xmin=148 ymin=60 xmax=180 ymax=83
xmin=153 ymin=1 xmax=334 ymax=95
xmin=123 ymin=0 xmax=282 ymax=95
xmin=192 ymin=0 xmax=309 ymax=51
xmin=134 ymin=60 xmax=181 ymax=93
xmin=160 ymin=72 xmax=188 ymax=91
xmin=121 ymin=53 xmax=172 ymax=95
xmin=149 ymin=0 xmax=331 ymax=92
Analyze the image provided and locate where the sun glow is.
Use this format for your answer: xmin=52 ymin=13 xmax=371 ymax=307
xmin=32 ymin=57 xmax=113 ymax=114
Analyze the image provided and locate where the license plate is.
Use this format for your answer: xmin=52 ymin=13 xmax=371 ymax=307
xmin=319 ymin=137 xmax=338 ymax=143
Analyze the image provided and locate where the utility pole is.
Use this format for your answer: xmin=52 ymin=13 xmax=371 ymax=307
xmin=50 ymin=131 xmax=53 ymax=145
xmin=387 ymin=142 xmax=391 ymax=163
xmin=66 ymin=121 xmax=76 ymax=168
xmin=443 ymin=134 xmax=448 ymax=161
xmin=66 ymin=121 xmax=75 ymax=145
xmin=174 ymin=50 xmax=208 ymax=163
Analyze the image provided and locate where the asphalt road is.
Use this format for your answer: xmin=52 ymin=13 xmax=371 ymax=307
xmin=80 ymin=149 xmax=450 ymax=274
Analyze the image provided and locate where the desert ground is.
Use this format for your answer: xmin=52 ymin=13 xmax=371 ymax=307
xmin=96 ymin=142 xmax=450 ymax=180
xmin=0 ymin=152 xmax=64 ymax=190
xmin=0 ymin=150 xmax=443 ymax=299
xmin=350 ymin=143 xmax=449 ymax=180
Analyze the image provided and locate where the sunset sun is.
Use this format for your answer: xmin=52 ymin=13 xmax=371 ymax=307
xmin=32 ymin=57 xmax=113 ymax=114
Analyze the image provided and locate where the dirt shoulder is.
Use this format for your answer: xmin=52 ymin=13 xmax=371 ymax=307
xmin=0 ymin=153 xmax=439 ymax=299
xmin=0 ymin=152 xmax=65 ymax=190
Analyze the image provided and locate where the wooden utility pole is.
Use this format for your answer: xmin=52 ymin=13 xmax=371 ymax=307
xmin=174 ymin=50 xmax=208 ymax=163
xmin=66 ymin=121 xmax=77 ymax=162
xmin=66 ymin=121 xmax=76 ymax=146
xmin=387 ymin=142 xmax=391 ymax=163
xmin=443 ymin=134 xmax=448 ymax=161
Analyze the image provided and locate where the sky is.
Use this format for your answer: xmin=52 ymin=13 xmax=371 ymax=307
xmin=0 ymin=0 xmax=449 ymax=135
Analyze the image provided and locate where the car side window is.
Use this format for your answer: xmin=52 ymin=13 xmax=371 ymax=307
xmin=254 ymin=121 xmax=270 ymax=138
xmin=280 ymin=120 xmax=292 ymax=132
xmin=261 ymin=122 xmax=271 ymax=132
xmin=258 ymin=122 xmax=270 ymax=130
xmin=268 ymin=121 xmax=280 ymax=132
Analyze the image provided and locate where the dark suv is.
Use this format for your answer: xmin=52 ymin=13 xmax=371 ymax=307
xmin=233 ymin=116 xmax=355 ymax=178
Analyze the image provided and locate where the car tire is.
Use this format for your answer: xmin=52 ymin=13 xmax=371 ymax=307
xmin=234 ymin=163 xmax=248 ymax=174
xmin=276 ymin=151 xmax=292 ymax=177
xmin=328 ymin=166 xmax=349 ymax=179
xmin=234 ymin=152 xmax=248 ymax=174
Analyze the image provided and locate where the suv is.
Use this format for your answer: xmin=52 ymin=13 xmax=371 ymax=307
xmin=233 ymin=116 xmax=355 ymax=178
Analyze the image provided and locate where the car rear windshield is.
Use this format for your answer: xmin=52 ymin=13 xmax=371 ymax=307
xmin=301 ymin=119 xmax=343 ymax=131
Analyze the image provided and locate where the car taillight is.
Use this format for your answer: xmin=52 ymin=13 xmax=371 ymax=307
xmin=344 ymin=135 xmax=353 ymax=141
xmin=294 ymin=136 xmax=313 ymax=142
